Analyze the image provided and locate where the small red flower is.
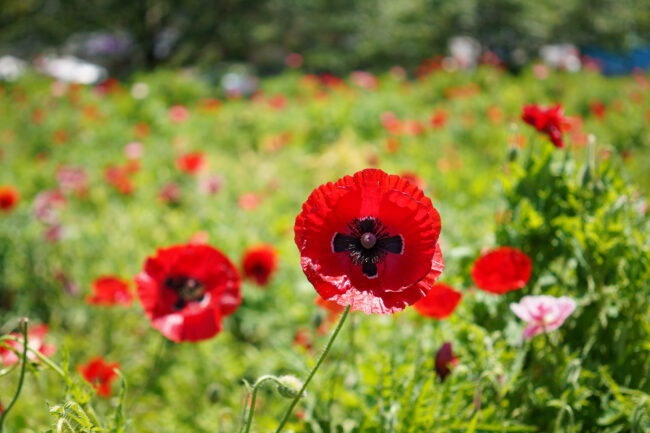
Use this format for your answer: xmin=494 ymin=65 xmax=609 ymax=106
xmin=158 ymin=182 xmax=182 ymax=204
xmin=590 ymin=100 xmax=606 ymax=119
xmin=430 ymin=109 xmax=449 ymax=129
xmin=241 ymin=245 xmax=278 ymax=286
xmin=285 ymin=52 xmax=303 ymax=68
xmin=413 ymin=282 xmax=462 ymax=319
xmin=294 ymin=169 xmax=444 ymax=314
xmin=168 ymin=105 xmax=190 ymax=123
xmin=56 ymin=165 xmax=88 ymax=197
xmin=0 ymin=185 xmax=20 ymax=212
xmin=521 ymin=104 xmax=571 ymax=148
xmin=435 ymin=342 xmax=458 ymax=382
xmin=314 ymin=295 xmax=346 ymax=315
xmin=135 ymin=244 xmax=242 ymax=342
xmin=86 ymin=276 xmax=133 ymax=307
xmin=238 ymin=192 xmax=262 ymax=210
xmin=78 ymin=357 xmax=120 ymax=397
xmin=104 ymin=165 xmax=135 ymax=195
xmin=471 ymin=247 xmax=532 ymax=294
xmin=175 ymin=152 xmax=207 ymax=175
xmin=293 ymin=328 xmax=312 ymax=351
xmin=0 ymin=324 xmax=57 ymax=366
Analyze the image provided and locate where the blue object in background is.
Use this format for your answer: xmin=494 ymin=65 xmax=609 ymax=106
xmin=582 ymin=46 xmax=650 ymax=75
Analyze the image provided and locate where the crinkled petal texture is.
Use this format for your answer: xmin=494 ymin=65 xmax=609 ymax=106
xmin=295 ymin=169 xmax=443 ymax=314
xmin=135 ymin=244 xmax=241 ymax=343
xmin=510 ymin=295 xmax=576 ymax=340
xmin=471 ymin=247 xmax=532 ymax=294
xmin=413 ymin=282 xmax=462 ymax=319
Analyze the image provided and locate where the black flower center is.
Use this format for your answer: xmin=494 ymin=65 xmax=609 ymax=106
xmin=165 ymin=275 xmax=205 ymax=310
xmin=331 ymin=217 xmax=403 ymax=278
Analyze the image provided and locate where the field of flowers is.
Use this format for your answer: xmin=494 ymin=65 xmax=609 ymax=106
xmin=0 ymin=65 xmax=649 ymax=433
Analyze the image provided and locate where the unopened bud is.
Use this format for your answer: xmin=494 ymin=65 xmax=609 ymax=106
xmin=276 ymin=375 xmax=305 ymax=399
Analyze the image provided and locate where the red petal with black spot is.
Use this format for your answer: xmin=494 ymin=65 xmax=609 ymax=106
xmin=78 ymin=357 xmax=120 ymax=397
xmin=241 ymin=244 xmax=278 ymax=286
xmin=471 ymin=247 xmax=532 ymax=294
xmin=413 ymin=282 xmax=462 ymax=319
xmin=135 ymin=244 xmax=241 ymax=342
xmin=295 ymin=169 xmax=444 ymax=314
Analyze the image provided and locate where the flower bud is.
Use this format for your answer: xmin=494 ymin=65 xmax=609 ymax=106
xmin=276 ymin=375 xmax=305 ymax=399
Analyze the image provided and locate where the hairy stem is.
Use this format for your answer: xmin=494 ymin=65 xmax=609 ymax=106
xmin=0 ymin=318 xmax=29 ymax=433
xmin=275 ymin=305 xmax=351 ymax=432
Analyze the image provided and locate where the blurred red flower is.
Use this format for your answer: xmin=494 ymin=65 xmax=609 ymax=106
xmin=242 ymin=244 xmax=278 ymax=286
xmin=158 ymin=182 xmax=182 ymax=205
xmin=238 ymin=193 xmax=261 ymax=211
xmin=590 ymin=100 xmax=606 ymax=119
xmin=56 ymin=165 xmax=88 ymax=197
xmin=0 ymin=185 xmax=20 ymax=213
xmin=135 ymin=244 xmax=242 ymax=342
xmin=268 ymin=94 xmax=288 ymax=110
xmin=314 ymin=295 xmax=345 ymax=315
xmin=435 ymin=342 xmax=458 ymax=382
xmin=0 ymin=324 xmax=56 ymax=366
xmin=78 ymin=357 xmax=120 ymax=397
xmin=294 ymin=169 xmax=444 ymax=314
xmin=169 ymin=105 xmax=190 ymax=123
xmin=285 ymin=52 xmax=303 ymax=68
xmin=86 ymin=276 xmax=133 ymax=307
xmin=413 ymin=282 xmax=462 ymax=319
xmin=104 ymin=165 xmax=134 ymax=195
xmin=175 ymin=152 xmax=207 ymax=175
xmin=471 ymin=247 xmax=532 ymax=294
xmin=430 ymin=109 xmax=449 ymax=129
xmin=521 ymin=104 xmax=570 ymax=148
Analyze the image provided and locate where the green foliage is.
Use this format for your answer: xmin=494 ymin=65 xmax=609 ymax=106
xmin=0 ymin=66 xmax=649 ymax=432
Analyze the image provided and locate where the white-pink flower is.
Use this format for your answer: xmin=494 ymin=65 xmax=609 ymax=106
xmin=510 ymin=295 xmax=576 ymax=340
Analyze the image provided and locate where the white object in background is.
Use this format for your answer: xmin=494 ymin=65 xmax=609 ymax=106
xmin=0 ymin=55 xmax=28 ymax=81
xmin=35 ymin=55 xmax=107 ymax=84
xmin=540 ymin=44 xmax=581 ymax=72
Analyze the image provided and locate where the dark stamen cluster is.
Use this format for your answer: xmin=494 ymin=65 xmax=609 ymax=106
xmin=332 ymin=217 xmax=403 ymax=278
xmin=165 ymin=275 xmax=205 ymax=310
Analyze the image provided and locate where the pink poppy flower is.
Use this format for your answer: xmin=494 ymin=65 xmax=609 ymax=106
xmin=510 ymin=295 xmax=576 ymax=340
xmin=0 ymin=324 xmax=56 ymax=366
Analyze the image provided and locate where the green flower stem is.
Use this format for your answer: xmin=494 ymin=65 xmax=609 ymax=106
xmin=242 ymin=375 xmax=283 ymax=433
xmin=0 ymin=318 xmax=29 ymax=433
xmin=275 ymin=305 xmax=351 ymax=433
xmin=0 ymin=335 xmax=64 ymax=378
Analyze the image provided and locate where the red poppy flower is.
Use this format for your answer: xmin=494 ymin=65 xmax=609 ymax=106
xmin=238 ymin=192 xmax=261 ymax=210
xmin=521 ymin=104 xmax=570 ymax=148
xmin=590 ymin=100 xmax=606 ymax=119
xmin=241 ymin=244 xmax=278 ymax=286
xmin=56 ymin=165 xmax=88 ymax=197
xmin=435 ymin=342 xmax=458 ymax=382
xmin=86 ymin=276 xmax=133 ymax=307
xmin=175 ymin=152 xmax=207 ymax=175
xmin=0 ymin=185 xmax=20 ymax=212
xmin=285 ymin=52 xmax=303 ymax=68
xmin=314 ymin=295 xmax=346 ymax=315
xmin=104 ymin=165 xmax=134 ymax=195
xmin=471 ymin=247 xmax=532 ymax=294
xmin=1 ymin=324 xmax=56 ymax=366
xmin=78 ymin=357 xmax=120 ymax=397
xmin=430 ymin=109 xmax=449 ymax=129
xmin=168 ymin=105 xmax=189 ymax=123
xmin=413 ymin=282 xmax=462 ymax=319
xmin=158 ymin=182 xmax=182 ymax=204
xmin=294 ymin=169 xmax=444 ymax=315
xmin=135 ymin=244 xmax=242 ymax=342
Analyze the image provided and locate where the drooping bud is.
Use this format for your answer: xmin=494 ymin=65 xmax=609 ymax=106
xmin=276 ymin=375 xmax=305 ymax=399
